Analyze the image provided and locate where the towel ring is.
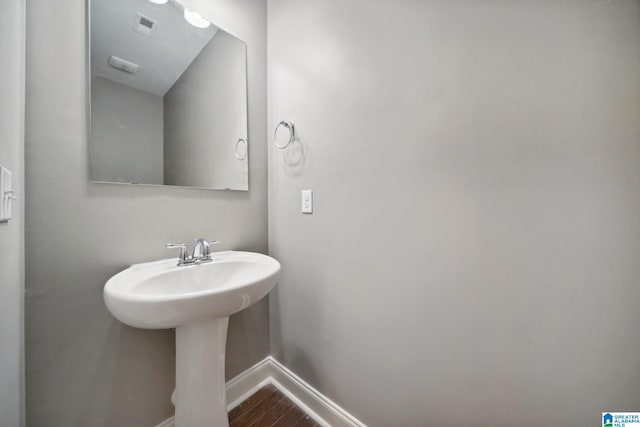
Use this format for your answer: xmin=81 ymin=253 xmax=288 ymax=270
xmin=235 ymin=138 xmax=248 ymax=160
xmin=274 ymin=121 xmax=295 ymax=149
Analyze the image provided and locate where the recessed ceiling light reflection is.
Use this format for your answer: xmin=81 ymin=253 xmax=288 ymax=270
xmin=184 ymin=9 xmax=211 ymax=29
xmin=147 ymin=0 xmax=169 ymax=4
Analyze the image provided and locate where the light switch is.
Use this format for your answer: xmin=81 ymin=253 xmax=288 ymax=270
xmin=301 ymin=190 xmax=313 ymax=214
xmin=0 ymin=164 xmax=15 ymax=222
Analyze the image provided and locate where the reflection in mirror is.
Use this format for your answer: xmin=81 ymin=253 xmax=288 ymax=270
xmin=90 ymin=0 xmax=249 ymax=190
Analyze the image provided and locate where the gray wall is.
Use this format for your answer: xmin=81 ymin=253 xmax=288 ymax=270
xmin=0 ymin=0 xmax=25 ymax=426
xmin=164 ymin=30 xmax=248 ymax=190
xmin=25 ymin=0 xmax=267 ymax=426
xmin=268 ymin=1 xmax=640 ymax=426
xmin=91 ymin=76 xmax=164 ymax=185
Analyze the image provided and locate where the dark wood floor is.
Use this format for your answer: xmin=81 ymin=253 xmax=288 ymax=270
xmin=228 ymin=384 xmax=321 ymax=427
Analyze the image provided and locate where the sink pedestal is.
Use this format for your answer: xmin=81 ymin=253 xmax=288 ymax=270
xmin=175 ymin=316 xmax=230 ymax=427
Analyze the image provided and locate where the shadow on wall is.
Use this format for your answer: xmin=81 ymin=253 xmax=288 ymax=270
xmin=269 ymin=285 xmax=322 ymax=390
xmin=226 ymin=298 xmax=271 ymax=379
xmin=281 ymin=135 xmax=312 ymax=177
xmin=288 ymin=347 xmax=321 ymax=391
xmin=76 ymin=322 xmax=175 ymax=427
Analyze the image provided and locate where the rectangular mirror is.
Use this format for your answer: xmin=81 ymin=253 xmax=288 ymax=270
xmin=89 ymin=0 xmax=249 ymax=191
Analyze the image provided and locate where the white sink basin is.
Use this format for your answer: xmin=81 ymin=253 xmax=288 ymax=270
xmin=103 ymin=250 xmax=280 ymax=427
xmin=104 ymin=250 xmax=280 ymax=329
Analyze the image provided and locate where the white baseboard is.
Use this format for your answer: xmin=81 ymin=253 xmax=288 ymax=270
xmin=225 ymin=356 xmax=273 ymax=410
xmin=154 ymin=417 xmax=175 ymax=427
xmin=156 ymin=356 xmax=366 ymax=427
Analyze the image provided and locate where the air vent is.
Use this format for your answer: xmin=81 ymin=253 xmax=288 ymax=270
xmin=139 ymin=16 xmax=155 ymax=29
xmin=133 ymin=13 xmax=157 ymax=36
xmin=108 ymin=56 xmax=139 ymax=74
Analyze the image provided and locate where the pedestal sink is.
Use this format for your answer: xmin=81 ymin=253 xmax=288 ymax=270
xmin=103 ymin=251 xmax=281 ymax=427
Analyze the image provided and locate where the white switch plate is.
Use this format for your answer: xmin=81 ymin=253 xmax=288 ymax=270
xmin=0 ymin=164 xmax=14 ymax=222
xmin=301 ymin=190 xmax=313 ymax=214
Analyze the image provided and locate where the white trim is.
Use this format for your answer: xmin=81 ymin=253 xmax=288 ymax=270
xmin=155 ymin=356 xmax=366 ymax=427
xmin=153 ymin=417 xmax=175 ymax=427
xmin=266 ymin=357 xmax=366 ymax=427
xmin=225 ymin=357 xmax=273 ymax=410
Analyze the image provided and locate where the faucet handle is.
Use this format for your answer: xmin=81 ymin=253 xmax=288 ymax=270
xmin=196 ymin=239 xmax=221 ymax=256
xmin=207 ymin=240 xmax=221 ymax=255
xmin=166 ymin=243 xmax=189 ymax=263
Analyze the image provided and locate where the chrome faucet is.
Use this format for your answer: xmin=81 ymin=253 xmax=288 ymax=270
xmin=166 ymin=238 xmax=221 ymax=266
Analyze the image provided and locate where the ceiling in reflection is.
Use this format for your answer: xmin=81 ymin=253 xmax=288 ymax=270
xmin=91 ymin=0 xmax=218 ymax=95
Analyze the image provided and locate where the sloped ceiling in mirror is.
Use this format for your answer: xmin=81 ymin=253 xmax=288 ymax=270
xmin=91 ymin=0 xmax=218 ymax=96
